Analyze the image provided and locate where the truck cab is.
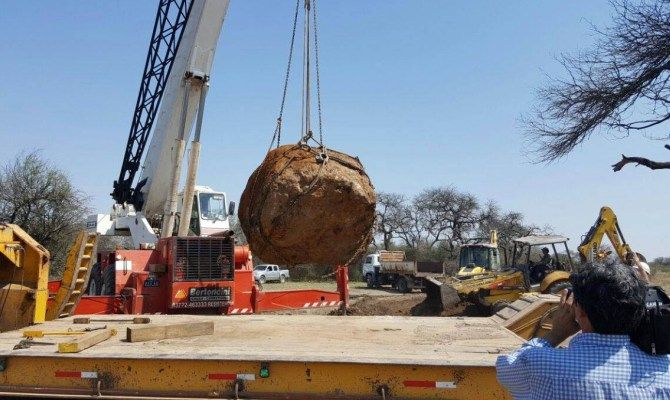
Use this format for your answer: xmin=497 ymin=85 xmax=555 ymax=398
xmin=180 ymin=185 xmax=235 ymax=237
xmin=361 ymin=253 xmax=381 ymax=279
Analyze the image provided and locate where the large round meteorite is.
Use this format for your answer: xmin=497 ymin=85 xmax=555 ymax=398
xmin=239 ymin=144 xmax=376 ymax=266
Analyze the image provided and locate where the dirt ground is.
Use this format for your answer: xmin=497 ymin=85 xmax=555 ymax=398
xmin=262 ymin=280 xmax=488 ymax=317
xmin=261 ymin=280 xmax=405 ymax=298
xmin=335 ymin=293 xmax=488 ymax=317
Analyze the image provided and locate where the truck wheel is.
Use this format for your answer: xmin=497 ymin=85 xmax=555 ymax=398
xmin=365 ymin=274 xmax=374 ymax=288
xmin=280 ymin=274 xmax=287 ymax=283
xmin=101 ymin=265 xmax=115 ymax=296
xmin=258 ymin=275 xmax=267 ymax=284
xmin=86 ymin=263 xmax=102 ymax=296
xmin=396 ymin=277 xmax=410 ymax=293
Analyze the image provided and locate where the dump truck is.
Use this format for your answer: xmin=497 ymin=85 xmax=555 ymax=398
xmin=362 ymin=251 xmax=445 ymax=292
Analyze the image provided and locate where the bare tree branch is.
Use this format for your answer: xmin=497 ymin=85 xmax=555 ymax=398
xmin=612 ymin=153 xmax=670 ymax=170
xmin=525 ymin=0 xmax=670 ymax=169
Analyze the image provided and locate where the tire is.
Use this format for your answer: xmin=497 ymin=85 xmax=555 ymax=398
xmin=396 ymin=277 xmax=410 ymax=293
xmin=546 ymin=280 xmax=571 ymax=294
xmin=365 ymin=273 xmax=374 ymax=288
xmin=86 ymin=263 xmax=102 ymax=296
xmin=280 ymin=274 xmax=287 ymax=283
xmin=259 ymin=275 xmax=267 ymax=284
xmin=101 ymin=265 xmax=116 ymax=296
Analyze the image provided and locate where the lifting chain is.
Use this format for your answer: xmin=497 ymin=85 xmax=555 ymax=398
xmin=269 ymin=0 xmax=327 ymax=157
xmin=268 ymin=0 xmax=300 ymax=152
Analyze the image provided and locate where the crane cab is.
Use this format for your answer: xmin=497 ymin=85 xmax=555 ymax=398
xmin=179 ymin=185 xmax=235 ymax=237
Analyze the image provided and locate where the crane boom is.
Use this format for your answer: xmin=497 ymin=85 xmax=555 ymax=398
xmin=112 ymin=0 xmax=193 ymax=207
xmin=138 ymin=0 xmax=229 ymax=219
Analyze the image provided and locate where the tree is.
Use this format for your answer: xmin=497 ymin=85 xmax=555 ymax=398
xmin=374 ymin=192 xmax=405 ymax=250
xmin=0 ymin=152 xmax=89 ymax=277
xmin=478 ymin=202 xmax=541 ymax=263
xmin=414 ymin=187 xmax=481 ymax=258
xmin=525 ymin=0 xmax=670 ymax=171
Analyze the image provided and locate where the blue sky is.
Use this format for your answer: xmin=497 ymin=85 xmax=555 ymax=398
xmin=1 ymin=1 xmax=668 ymax=258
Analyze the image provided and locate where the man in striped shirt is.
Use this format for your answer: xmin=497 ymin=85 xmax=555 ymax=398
xmin=496 ymin=262 xmax=670 ymax=399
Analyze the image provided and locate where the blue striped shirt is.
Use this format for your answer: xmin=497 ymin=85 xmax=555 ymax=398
xmin=496 ymin=333 xmax=670 ymax=399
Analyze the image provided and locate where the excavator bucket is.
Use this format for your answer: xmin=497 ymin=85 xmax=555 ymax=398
xmin=424 ymin=277 xmax=461 ymax=311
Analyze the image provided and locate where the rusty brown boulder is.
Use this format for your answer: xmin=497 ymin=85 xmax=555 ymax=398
xmin=239 ymin=144 xmax=376 ymax=266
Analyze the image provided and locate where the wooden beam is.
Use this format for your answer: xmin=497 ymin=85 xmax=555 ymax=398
xmin=72 ymin=317 xmax=150 ymax=324
xmin=126 ymin=321 xmax=214 ymax=343
xmin=58 ymin=328 xmax=117 ymax=353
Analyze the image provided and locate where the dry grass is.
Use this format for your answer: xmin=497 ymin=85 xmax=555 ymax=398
xmin=651 ymin=269 xmax=670 ymax=293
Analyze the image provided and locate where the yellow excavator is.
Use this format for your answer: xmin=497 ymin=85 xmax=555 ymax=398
xmin=426 ymin=234 xmax=573 ymax=312
xmin=427 ymin=206 xmax=643 ymax=314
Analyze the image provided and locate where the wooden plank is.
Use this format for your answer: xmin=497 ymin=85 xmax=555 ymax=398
xmin=58 ymin=328 xmax=116 ymax=353
xmin=126 ymin=321 xmax=214 ymax=343
xmin=73 ymin=317 xmax=150 ymax=324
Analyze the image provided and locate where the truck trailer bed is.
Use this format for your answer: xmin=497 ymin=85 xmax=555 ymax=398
xmin=0 ymin=314 xmax=521 ymax=399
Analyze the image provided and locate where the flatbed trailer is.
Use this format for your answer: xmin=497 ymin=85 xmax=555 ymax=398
xmin=0 ymin=314 xmax=521 ymax=399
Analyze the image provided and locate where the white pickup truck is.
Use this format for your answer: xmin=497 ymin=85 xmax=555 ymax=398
xmin=253 ymin=264 xmax=290 ymax=284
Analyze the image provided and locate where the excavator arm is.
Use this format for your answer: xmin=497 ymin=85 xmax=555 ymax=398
xmin=577 ymin=206 xmax=632 ymax=263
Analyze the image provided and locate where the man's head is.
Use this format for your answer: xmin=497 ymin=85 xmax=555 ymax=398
xmin=541 ymin=247 xmax=549 ymax=255
xmin=570 ymin=261 xmax=646 ymax=335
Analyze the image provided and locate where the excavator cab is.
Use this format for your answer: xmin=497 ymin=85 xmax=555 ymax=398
xmin=510 ymin=235 xmax=573 ymax=289
xmin=456 ymin=244 xmax=501 ymax=279
xmin=455 ymin=230 xmax=500 ymax=279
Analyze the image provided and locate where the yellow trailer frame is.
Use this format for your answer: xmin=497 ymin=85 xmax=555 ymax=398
xmin=0 ymin=314 xmax=521 ymax=399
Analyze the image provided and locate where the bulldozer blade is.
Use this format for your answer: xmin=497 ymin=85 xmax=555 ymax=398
xmin=424 ymin=277 xmax=461 ymax=311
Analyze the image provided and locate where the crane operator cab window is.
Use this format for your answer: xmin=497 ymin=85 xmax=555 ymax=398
xmin=184 ymin=190 xmax=232 ymax=237
xmin=199 ymin=193 xmax=226 ymax=221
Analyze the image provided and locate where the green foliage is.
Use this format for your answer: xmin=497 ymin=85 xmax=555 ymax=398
xmin=0 ymin=152 xmax=89 ymax=278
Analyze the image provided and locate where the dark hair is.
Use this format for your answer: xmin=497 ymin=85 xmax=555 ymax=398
xmin=570 ymin=261 xmax=646 ymax=335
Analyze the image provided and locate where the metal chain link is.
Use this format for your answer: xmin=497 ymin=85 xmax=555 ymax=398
xmin=269 ymin=0 xmax=300 ymax=152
